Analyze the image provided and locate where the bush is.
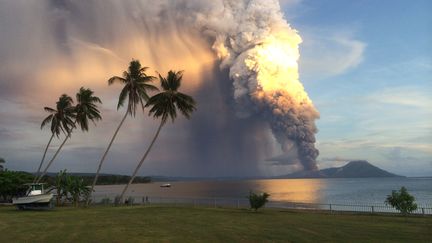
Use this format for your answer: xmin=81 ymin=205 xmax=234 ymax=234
xmin=126 ymin=196 xmax=135 ymax=206
xmin=114 ymin=195 xmax=122 ymax=206
xmin=55 ymin=170 xmax=68 ymax=206
xmin=248 ymin=191 xmax=270 ymax=211
xmin=385 ymin=186 xmax=418 ymax=214
xmin=0 ymin=170 xmax=34 ymax=202
xmin=67 ymin=176 xmax=91 ymax=207
xmin=101 ymin=197 xmax=111 ymax=205
xmin=54 ymin=170 xmax=90 ymax=207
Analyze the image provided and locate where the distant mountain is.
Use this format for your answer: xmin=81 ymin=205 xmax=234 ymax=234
xmin=281 ymin=160 xmax=402 ymax=178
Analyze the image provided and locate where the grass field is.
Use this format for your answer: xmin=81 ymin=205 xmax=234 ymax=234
xmin=0 ymin=205 xmax=430 ymax=242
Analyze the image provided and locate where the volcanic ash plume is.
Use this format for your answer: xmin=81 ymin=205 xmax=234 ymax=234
xmin=200 ymin=0 xmax=320 ymax=170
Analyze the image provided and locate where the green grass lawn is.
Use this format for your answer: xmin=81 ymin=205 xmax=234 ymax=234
xmin=0 ymin=205 xmax=430 ymax=242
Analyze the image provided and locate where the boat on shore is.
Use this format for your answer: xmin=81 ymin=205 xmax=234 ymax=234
xmin=12 ymin=183 xmax=54 ymax=210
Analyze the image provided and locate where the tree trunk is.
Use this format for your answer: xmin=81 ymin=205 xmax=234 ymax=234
xmin=73 ymin=194 xmax=78 ymax=207
xmin=56 ymin=188 xmax=61 ymax=206
xmin=118 ymin=120 xmax=164 ymax=203
xmin=33 ymin=133 xmax=55 ymax=183
xmin=36 ymin=134 xmax=70 ymax=183
xmin=87 ymin=110 xmax=129 ymax=205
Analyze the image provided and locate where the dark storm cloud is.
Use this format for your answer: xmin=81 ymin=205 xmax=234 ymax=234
xmin=184 ymin=68 xmax=275 ymax=176
xmin=266 ymin=152 xmax=299 ymax=165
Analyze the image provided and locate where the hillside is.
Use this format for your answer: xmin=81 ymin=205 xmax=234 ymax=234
xmin=320 ymin=160 xmax=401 ymax=178
xmin=283 ymin=160 xmax=401 ymax=178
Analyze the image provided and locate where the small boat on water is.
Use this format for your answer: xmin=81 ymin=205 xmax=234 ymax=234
xmin=160 ymin=183 xmax=171 ymax=188
xmin=12 ymin=183 xmax=54 ymax=210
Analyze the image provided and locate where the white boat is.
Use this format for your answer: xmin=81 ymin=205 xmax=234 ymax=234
xmin=160 ymin=183 xmax=171 ymax=188
xmin=13 ymin=183 xmax=54 ymax=210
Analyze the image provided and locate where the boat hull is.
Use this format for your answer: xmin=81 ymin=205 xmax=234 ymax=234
xmin=13 ymin=193 xmax=53 ymax=205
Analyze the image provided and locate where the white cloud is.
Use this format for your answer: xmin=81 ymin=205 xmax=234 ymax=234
xmin=280 ymin=0 xmax=366 ymax=79
xmin=299 ymin=30 xmax=366 ymax=80
xmin=366 ymin=86 xmax=432 ymax=109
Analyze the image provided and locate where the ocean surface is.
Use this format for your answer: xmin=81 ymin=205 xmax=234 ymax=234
xmin=94 ymin=177 xmax=432 ymax=206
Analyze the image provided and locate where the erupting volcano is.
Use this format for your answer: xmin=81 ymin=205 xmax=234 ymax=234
xmin=201 ymin=0 xmax=320 ymax=171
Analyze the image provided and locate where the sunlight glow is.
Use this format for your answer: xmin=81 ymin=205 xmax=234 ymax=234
xmin=245 ymin=34 xmax=312 ymax=106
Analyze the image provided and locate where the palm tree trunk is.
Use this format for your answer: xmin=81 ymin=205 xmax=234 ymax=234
xmin=33 ymin=133 xmax=55 ymax=183
xmin=87 ymin=110 xmax=129 ymax=205
xmin=119 ymin=120 xmax=164 ymax=203
xmin=36 ymin=134 xmax=70 ymax=183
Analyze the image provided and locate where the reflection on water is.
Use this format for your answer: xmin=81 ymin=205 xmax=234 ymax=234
xmin=94 ymin=179 xmax=326 ymax=203
xmin=258 ymin=179 xmax=325 ymax=203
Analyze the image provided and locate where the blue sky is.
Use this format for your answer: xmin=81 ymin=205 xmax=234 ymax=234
xmin=0 ymin=0 xmax=430 ymax=177
xmin=282 ymin=0 xmax=432 ymax=175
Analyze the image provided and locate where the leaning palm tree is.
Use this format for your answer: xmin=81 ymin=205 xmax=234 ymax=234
xmin=36 ymin=88 xmax=102 ymax=183
xmin=118 ymin=70 xmax=196 ymax=202
xmin=88 ymin=60 xmax=157 ymax=204
xmin=34 ymin=94 xmax=75 ymax=182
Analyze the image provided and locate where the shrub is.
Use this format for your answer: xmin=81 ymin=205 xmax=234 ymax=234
xmin=101 ymin=197 xmax=111 ymax=205
xmin=0 ymin=170 xmax=34 ymax=202
xmin=126 ymin=196 xmax=135 ymax=206
xmin=385 ymin=186 xmax=418 ymax=215
xmin=248 ymin=191 xmax=270 ymax=211
xmin=55 ymin=170 xmax=68 ymax=206
xmin=114 ymin=195 xmax=122 ymax=206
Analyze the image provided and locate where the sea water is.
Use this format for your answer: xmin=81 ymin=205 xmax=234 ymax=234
xmin=94 ymin=177 xmax=431 ymax=206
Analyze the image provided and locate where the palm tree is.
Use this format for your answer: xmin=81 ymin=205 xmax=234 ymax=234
xmin=0 ymin=157 xmax=5 ymax=172
xmin=36 ymin=88 xmax=102 ymax=183
xmin=66 ymin=176 xmax=91 ymax=207
xmin=35 ymin=95 xmax=75 ymax=182
xmin=118 ymin=70 xmax=196 ymax=202
xmin=88 ymin=60 xmax=157 ymax=204
xmin=55 ymin=169 xmax=68 ymax=206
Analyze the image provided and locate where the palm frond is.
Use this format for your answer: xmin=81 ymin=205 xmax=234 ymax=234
xmin=109 ymin=60 xmax=156 ymax=116
xmin=44 ymin=107 xmax=56 ymax=113
xmin=167 ymin=70 xmax=183 ymax=91
xmin=145 ymin=70 xmax=196 ymax=124
xmin=42 ymin=94 xmax=74 ymax=137
xmin=41 ymin=114 xmax=54 ymax=129
xmin=108 ymin=76 xmax=127 ymax=85
xmin=137 ymin=75 xmax=157 ymax=84
xmin=174 ymin=92 xmax=196 ymax=119
xmin=74 ymin=87 xmax=103 ymax=131
xmin=139 ymin=66 xmax=149 ymax=73
xmin=158 ymin=73 xmax=169 ymax=91
xmin=117 ymin=86 xmax=129 ymax=110
xmin=142 ymin=83 xmax=159 ymax=92
xmin=91 ymin=96 xmax=102 ymax=104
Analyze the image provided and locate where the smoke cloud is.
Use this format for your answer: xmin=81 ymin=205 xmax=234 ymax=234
xmin=0 ymin=0 xmax=319 ymax=175
xmin=195 ymin=0 xmax=320 ymax=170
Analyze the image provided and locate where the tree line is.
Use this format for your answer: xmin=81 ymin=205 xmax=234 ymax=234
xmin=40 ymin=173 xmax=152 ymax=186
